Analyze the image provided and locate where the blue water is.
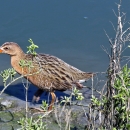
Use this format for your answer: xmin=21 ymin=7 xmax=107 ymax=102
xmin=0 ymin=0 xmax=130 ymax=101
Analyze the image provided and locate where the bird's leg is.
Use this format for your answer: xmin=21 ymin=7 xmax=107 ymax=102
xmin=48 ymin=92 xmax=56 ymax=111
xmin=32 ymin=89 xmax=44 ymax=103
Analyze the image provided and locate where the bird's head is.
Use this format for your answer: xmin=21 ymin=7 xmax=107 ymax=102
xmin=0 ymin=42 xmax=24 ymax=56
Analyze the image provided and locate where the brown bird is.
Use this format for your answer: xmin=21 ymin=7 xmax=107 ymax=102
xmin=0 ymin=42 xmax=94 ymax=110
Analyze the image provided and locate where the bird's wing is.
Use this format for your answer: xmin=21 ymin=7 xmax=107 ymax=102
xmin=35 ymin=54 xmax=93 ymax=81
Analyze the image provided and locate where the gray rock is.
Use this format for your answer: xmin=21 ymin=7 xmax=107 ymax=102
xmin=1 ymin=100 xmax=13 ymax=108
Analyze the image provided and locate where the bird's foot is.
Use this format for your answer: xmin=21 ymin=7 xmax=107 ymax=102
xmin=29 ymin=107 xmax=45 ymax=113
xmin=32 ymin=95 xmax=40 ymax=104
xmin=32 ymin=89 xmax=44 ymax=104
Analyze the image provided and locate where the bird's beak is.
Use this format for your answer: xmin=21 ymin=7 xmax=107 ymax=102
xmin=0 ymin=48 xmax=3 ymax=53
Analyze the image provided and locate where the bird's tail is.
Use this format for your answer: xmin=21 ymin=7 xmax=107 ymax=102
xmin=78 ymin=72 xmax=94 ymax=82
xmin=74 ymin=72 xmax=95 ymax=89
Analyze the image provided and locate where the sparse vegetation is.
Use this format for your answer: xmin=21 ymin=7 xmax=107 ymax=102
xmin=0 ymin=0 xmax=130 ymax=130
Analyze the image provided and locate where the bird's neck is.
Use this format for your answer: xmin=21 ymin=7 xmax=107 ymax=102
xmin=10 ymin=52 xmax=26 ymax=74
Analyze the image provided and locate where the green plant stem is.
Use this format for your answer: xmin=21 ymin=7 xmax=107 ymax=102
xmin=0 ymin=71 xmax=40 ymax=96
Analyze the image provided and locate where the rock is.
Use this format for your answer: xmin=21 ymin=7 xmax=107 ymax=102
xmin=1 ymin=100 xmax=13 ymax=108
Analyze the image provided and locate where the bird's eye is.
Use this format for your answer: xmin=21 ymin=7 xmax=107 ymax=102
xmin=4 ymin=47 xmax=9 ymax=50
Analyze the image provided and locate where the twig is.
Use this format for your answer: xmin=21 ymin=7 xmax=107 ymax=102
xmin=83 ymin=85 xmax=102 ymax=95
xmin=0 ymin=70 xmax=40 ymax=95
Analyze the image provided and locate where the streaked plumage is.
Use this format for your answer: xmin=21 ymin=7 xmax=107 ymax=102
xmin=0 ymin=42 xmax=94 ymax=110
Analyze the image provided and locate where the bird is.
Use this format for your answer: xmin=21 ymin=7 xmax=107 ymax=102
xmin=0 ymin=42 xmax=94 ymax=110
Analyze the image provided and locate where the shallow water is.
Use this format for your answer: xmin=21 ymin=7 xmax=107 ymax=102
xmin=0 ymin=0 xmax=130 ymax=100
